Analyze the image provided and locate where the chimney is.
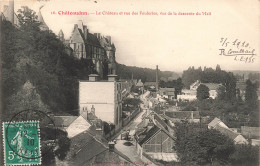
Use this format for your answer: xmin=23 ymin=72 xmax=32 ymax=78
xmin=89 ymin=74 xmax=99 ymax=82
xmin=94 ymin=33 xmax=101 ymax=40
xmin=9 ymin=0 xmax=14 ymax=24
xmin=58 ymin=29 xmax=65 ymax=42
xmin=77 ymin=20 xmax=84 ymax=32
xmin=108 ymin=141 xmax=115 ymax=152
xmin=191 ymin=111 xmax=194 ymax=121
xmin=106 ymin=36 xmax=111 ymax=44
xmin=108 ymin=74 xmax=117 ymax=82
xmin=156 ymin=65 xmax=159 ymax=92
xmin=91 ymin=105 xmax=95 ymax=115
xmin=73 ymin=24 xmax=78 ymax=32
xmin=81 ymin=107 xmax=88 ymax=119
xmin=83 ymin=25 xmax=88 ymax=40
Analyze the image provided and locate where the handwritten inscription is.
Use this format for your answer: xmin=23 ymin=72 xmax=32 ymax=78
xmin=219 ymin=38 xmax=256 ymax=63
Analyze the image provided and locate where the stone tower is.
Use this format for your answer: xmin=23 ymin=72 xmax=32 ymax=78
xmin=8 ymin=0 xmax=14 ymax=24
xmin=100 ymin=36 xmax=116 ymax=75
xmin=58 ymin=29 xmax=65 ymax=43
xmin=38 ymin=6 xmax=49 ymax=31
xmin=2 ymin=0 xmax=14 ymax=24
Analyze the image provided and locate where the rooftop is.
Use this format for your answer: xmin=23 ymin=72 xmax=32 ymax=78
xmin=54 ymin=116 xmax=78 ymax=128
xmin=164 ymin=111 xmax=200 ymax=119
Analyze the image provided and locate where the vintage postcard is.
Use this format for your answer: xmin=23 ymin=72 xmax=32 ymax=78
xmin=0 ymin=0 xmax=259 ymax=165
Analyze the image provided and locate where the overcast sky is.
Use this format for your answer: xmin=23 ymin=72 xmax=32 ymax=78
xmin=1 ymin=0 xmax=259 ymax=72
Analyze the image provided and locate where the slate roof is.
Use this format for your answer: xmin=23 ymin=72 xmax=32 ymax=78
xmin=86 ymin=33 xmax=102 ymax=47
xmin=164 ymin=111 xmax=200 ymax=119
xmin=54 ymin=116 xmax=78 ymax=128
xmin=144 ymin=82 xmax=157 ymax=86
xmin=136 ymin=79 xmax=144 ymax=87
xmin=71 ymin=138 xmax=107 ymax=164
xmin=154 ymin=114 xmax=169 ymax=130
xmin=208 ymin=117 xmax=228 ymax=129
xmin=214 ymin=124 xmax=239 ymax=140
xmin=70 ymin=136 xmax=133 ymax=166
xmin=201 ymin=83 xmax=222 ymax=90
xmin=160 ymin=88 xmax=175 ymax=92
xmin=139 ymin=125 xmax=161 ymax=145
xmin=136 ymin=113 xmax=175 ymax=146
xmin=99 ymin=37 xmax=114 ymax=48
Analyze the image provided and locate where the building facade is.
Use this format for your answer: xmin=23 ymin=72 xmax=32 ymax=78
xmin=79 ymin=74 xmax=123 ymax=130
xmin=66 ymin=20 xmax=116 ymax=78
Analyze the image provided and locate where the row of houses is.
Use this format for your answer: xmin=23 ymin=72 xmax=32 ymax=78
xmin=208 ymin=117 xmax=260 ymax=146
xmin=135 ymin=79 xmax=221 ymax=101
xmin=134 ymin=111 xmax=177 ymax=162
xmin=177 ymin=80 xmax=221 ymax=101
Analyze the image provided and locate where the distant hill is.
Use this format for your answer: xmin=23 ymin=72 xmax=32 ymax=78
xmin=228 ymin=70 xmax=260 ymax=79
xmin=116 ymin=63 xmax=180 ymax=82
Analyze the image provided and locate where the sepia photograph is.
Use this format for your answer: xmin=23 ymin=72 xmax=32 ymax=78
xmin=0 ymin=0 xmax=259 ymax=165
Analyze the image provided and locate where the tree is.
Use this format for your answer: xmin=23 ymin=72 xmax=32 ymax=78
xmin=174 ymin=78 xmax=183 ymax=98
xmin=6 ymin=81 xmax=50 ymax=117
xmin=196 ymin=84 xmax=209 ymax=100
xmin=229 ymin=144 xmax=259 ymax=166
xmin=17 ymin=6 xmax=40 ymax=30
xmin=40 ymin=128 xmax=71 ymax=165
xmin=216 ymin=85 xmax=226 ymax=100
xmin=173 ymin=122 xmax=235 ymax=165
xmin=2 ymin=7 xmax=94 ymax=115
xmin=245 ymin=79 xmax=258 ymax=108
xmin=223 ymin=72 xmax=237 ymax=102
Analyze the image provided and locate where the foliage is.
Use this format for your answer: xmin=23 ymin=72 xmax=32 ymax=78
xmin=229 ymin=144 xmax=259 ymax=166
xmin=159 ymin=78 xmax=183 ymax=98
xmin=216 ymin=85 xmax=226 ymax=100
xmin=2 ymin=7 xmax=95 ymax=115
xmin=116 ymin=63 xmax=179 ymax=82
xmin=245 ymin=79 xmax=258 ymax=109
xmin=123 ymin=98 xmax=141 ymax=107
xmin=181 ymin=98 xmax=259 ymax=127
xmin=40 ymin=128 xmax=71 ymax=165
xmin=196 ymin=84 xmax=210 ymax=100
xmin=123 ymin=98 xmax=141 ymax=112
xmin=182 ymin=66 xmax=237 ymax=101
xmin=173 ymin=122 xmax=235 ymax=165
xmin=55 ymin=136 xmax=71 ymax=160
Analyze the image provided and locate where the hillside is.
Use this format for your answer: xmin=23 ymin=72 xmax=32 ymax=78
xmin=116 ymin=63 xmax=180 ymax=82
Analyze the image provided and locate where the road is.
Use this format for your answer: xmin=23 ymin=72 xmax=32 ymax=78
xmin=114 ymin=100 xmax=157 ymax=165
xmin=114 ymin=103 xmax=149 ymax=164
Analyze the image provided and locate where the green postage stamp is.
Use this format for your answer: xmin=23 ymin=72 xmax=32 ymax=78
xmin=2 ymin=121 xmax=41 ymax=165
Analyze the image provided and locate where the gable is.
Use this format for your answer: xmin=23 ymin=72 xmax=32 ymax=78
xmin=234 ymin=135 xmax=248 ymax=144
xmin=70 ymin=28 xmax=84 ymax=43
xmin=66 ymin=116 xmax=91 ymax=138
xmin=54 ymin=116 xmax=78 ymax=128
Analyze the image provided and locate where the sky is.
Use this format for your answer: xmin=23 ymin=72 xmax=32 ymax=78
xmin=1 ymin=0 xmax=259 ymax=72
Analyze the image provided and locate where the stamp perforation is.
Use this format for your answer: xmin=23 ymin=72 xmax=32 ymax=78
xmin=2 ymin=121 xmax=42 ymax=166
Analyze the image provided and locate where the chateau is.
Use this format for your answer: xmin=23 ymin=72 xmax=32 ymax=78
xmin=59 ymin=20 xmax=117 ymax=78
xmin=1 ymin=0 xmax=116 ymax=78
